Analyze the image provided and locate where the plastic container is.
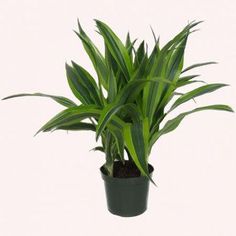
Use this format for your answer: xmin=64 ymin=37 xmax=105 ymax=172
xmin=100 ymin=163 xmax=154 ymax=217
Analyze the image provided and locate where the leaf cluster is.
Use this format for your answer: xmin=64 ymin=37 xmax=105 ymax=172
xmin=3 ymin=20 xmax=233 ymax=182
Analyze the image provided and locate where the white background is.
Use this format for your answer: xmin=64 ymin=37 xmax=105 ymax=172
xmin=0 ymin=0 xmax=236 ymax=235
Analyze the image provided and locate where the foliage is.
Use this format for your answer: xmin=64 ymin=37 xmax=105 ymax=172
xmin=3 ymin=20 xmax=233 ymax=182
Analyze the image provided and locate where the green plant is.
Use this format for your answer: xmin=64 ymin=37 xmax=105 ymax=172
xmin=3 ymin=20 xmax=233 ymax=183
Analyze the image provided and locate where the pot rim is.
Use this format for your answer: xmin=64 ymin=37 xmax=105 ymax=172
xmin=100 ymin=162 xmax=154 ymax=185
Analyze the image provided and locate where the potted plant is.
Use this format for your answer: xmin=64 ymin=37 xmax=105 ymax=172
xmin=3 ymin=20 xmax=233 ymax=217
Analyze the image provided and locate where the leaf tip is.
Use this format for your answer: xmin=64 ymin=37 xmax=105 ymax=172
xmin=73 ymin=29 xmax=79 ymax=36
xmin=65 ymin=62 xmax=72 ymax=71
xmin=77 ymin=18 xmax=83 ymax=32
xmin=228 ymin=106 xmax=234 ymax=113
xmin=94 ymin=18 xmax=100 ymax=24
xmin=34 ymin=129 xmax=41 ymax=137
xmin=151 ymin=180 xmax=157 ymax=187
xmin=149 ymin=25 xmax=157 ymax=43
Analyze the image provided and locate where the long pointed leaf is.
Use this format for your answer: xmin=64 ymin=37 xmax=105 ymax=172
xmin=143 ymin=23 xmax=193 ymax=117
xmin=71 ymin=61 xmax=103 ymax=106
xmin=96 ymin=79 xmax=170 ymax=139
xmin=181 ymin=61 xmax=217 ymax=74
xmin=144 ymin=34 xmax=188 ymax=122
xmin=125 ymin=32 xmax=135 ymax=61
xmin=150 ymin=104 xmax=234 ymax=147
xmin=36 ymin=105 xmax=100 ymax=134
xmin=75 ymin=20 xmax=109 ymax=89
xmin=2 ymin=93 xmax=77 ymax=107
xmin=107 ymin=68 xmax=117 ymax=103
xmin=169 ymin=83 xmax=228 ymax=112
xmin=134 ymin=41 xmax=145 ymax=68
xmin=56 ymin=122 xmax=96 ymax=131
xmin=124 ymin=118 xmax=155 ymax=184
xmin=96 ymin=77 xmax=176 ymax=140
xmin=178 ymin=74 xmax=200 ymax=81
xmin=90 ymin=146 xmax=104 ymax=153
xmin=154 ymin=34 xmax=189 ymax=114
xmin=35 ymin=104 xmax=125 ymax=136
xmin=176 ymin=75 xmax=203 ymax=88
xmin=66 ymin=63 xmax=95 ymax=104
xmin=95 ymin=20 xmax=133 ymax=80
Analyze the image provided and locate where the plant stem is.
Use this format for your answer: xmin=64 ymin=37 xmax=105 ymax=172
xmin=105 ymin=162 xmax=114 ymax=176
xmin=104 ymin=130 xmax=114 ymax=176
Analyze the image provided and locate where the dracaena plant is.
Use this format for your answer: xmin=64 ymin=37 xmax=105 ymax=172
xmin=3 ymin=20 xmax=233 ymax=183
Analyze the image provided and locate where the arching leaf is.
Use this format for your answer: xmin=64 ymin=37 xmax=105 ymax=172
xmin=181 ymin=61 xmax=217 ymax=74
xmin=2 ymin=93 xmax=77 ymax=107
xmin=169 ymin=83 xmax=228 ymax=112
xmin=150 ymin=104 xmax=234 ymax=147
xmin=71 ymin=61 xmax=103 ymax=106
xmin=56 ymin=122 xmax=96 ymax=131
xmin=75 ymin=20 xmax=109 ymax=89
xmin=66 ymin=64 xmax=94 ymax=104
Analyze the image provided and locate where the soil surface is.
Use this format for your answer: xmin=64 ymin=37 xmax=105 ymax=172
xmin=113 ymin=161 xmax=141 ymax=178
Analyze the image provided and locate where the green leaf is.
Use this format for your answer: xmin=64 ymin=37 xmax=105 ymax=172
xmin=143 ymin=34 xmax=188 ymax=122
xmin=161 ymin=21 xmax=203 ymax=53
xmin=66 ymin=63 xmax=95 ymax=104
xmin=124 ymin=118 xmax=155 ymax=184
xmin=181 ymin=61 xmax=217 ymax=74
xmin=154 ymin=34 xmax=189 ymax=115
xmin=36 ymin=105 xmax=100 ymax=135
xmin=150 ymin=104 xmax=234 ymax=146
xmin=96 ymin=78 xmax=176 ymax=140
xmin=144 ymin=38 xmax=186 ymax=122
xmin=119 ymin=103 xmax=143 ymax=123
xmin=35 ymin=104 xmax=125 ymax=136
xmin=105 ymin=43 xmax=118 ymax=73
xmin=143 ymin=27 xmax=189 ymax=117
xmin=150 ymin=26 xmax=158 ymax=44
xmin=90 ymin=146 xmax=105 ymax=153
xmin=166 ymin=35 xmax=188 ymax=81
xmin=2 ymin=93 xmax=77 ymax=107
xmin=56 ymin=122 xmax=96 ymax=131
xmin=145 ymin=38 xmax=160 ymax=74
xmin=147 ymin=20 xmax=199 ymax=76
xmin=131 ymin=55 xmax=148 ymax=81
xmin=169 ymin=83 xmax=228 ymax=112
xmin=95 ymin=79 xmax=157 ymax=140
xmin=71 ymin=61 xmax=103 ymax=106
xmin=107 ymin=68 xmax=117 ymax=103
xmin=125 ymin=32 xmax=132 ymax=48
xmin=108 ymin=125 xmax=124 ymax=162
xmin=176 ymin=75 xmax=203 ymax=88
xmin=134 ymin=40 xmax=145 ymax=67
xmin=176 ymin=80 xmax=206 ymax=88
xmin=75 ymin=20 xmax=109 ymax=89
xmin=125 ymin=32 xmax=135 ymax=61
xmin=96 ymin=103 xmax=125 ymax=140
xmin=178 ymin=74 xmax=200 ymax=81
xmin=95 ymin=20 xmax=133 ymax=80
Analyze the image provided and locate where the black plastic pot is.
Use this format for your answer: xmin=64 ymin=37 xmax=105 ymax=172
xmin=100 ymin=162 xmax=154 ymax=217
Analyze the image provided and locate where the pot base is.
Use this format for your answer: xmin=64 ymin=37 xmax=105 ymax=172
xmin=107 ymin=206 xmax=147 ymax=217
